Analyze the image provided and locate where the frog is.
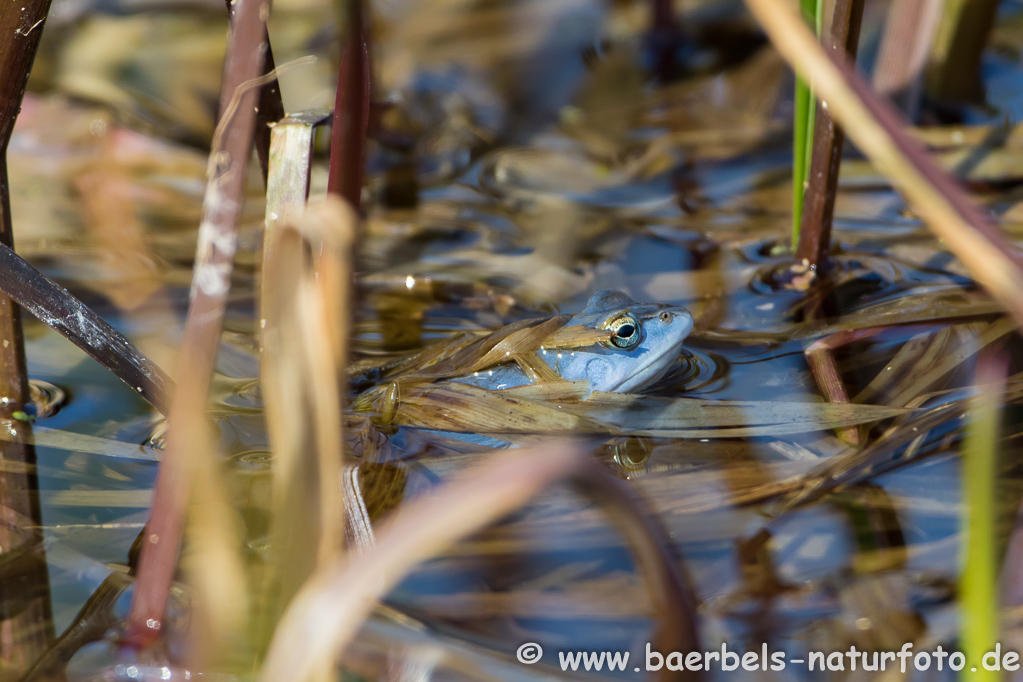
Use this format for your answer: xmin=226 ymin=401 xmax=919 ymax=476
xmin=352 ymin=290 xmax=694 ymax=450
xmin=452 ymin=289 xmax=694 ymax=393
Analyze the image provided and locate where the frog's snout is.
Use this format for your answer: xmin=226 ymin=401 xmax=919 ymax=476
xmin=659 ymin=307 xmax=694 ymax=343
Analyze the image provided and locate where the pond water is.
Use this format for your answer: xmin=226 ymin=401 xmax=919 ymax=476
xmin=8 ymin=0 xmax=1023 ymax=679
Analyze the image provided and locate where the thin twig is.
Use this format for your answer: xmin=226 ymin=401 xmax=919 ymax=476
xmin=126 ymin=0 xmax=272 ymax=649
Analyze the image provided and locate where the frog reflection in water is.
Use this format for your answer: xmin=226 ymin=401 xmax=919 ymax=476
xmin=455 ymin=289 xmax=694 ymax=392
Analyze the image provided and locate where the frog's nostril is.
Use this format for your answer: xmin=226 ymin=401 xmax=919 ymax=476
xmin=659 ymin=311 xmax=673 ymax=323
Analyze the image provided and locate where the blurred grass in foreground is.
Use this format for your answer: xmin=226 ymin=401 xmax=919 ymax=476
xmin=961 ymin=353 xmax=1004 ymax=682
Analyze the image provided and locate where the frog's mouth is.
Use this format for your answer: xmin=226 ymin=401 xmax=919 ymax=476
xmin=611 ymin=337 xmax=688 ymax=393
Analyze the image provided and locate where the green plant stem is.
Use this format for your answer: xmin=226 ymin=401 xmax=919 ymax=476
xmin=791 ymin=0 xmax=823 ymax=249
xmin=795 ymin=0 xmax=866 ymax=268
xmin=961 ymin=352 xmax=1004 ymax=682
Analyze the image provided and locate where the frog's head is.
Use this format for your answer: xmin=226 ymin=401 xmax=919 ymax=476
xmin=550 ymin=290 xmax=693 ymax=393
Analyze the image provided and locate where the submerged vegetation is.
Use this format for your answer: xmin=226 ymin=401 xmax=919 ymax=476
xmin=0 ymin=0 xmax=1022 ymax=680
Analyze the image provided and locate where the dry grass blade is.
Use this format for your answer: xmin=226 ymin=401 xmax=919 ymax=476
xmin=513 ymin=351 xmax=563 ymax=384
xmin=0 ymin=423 xmax=158 ymax=461
xmin=743 ymin=0 xmax=1023 ymax=330
xmin=259 ymin=444 xmax=583 ymax=682
xmin=544 ymin=324 xmax=616 ymax=348
xmin=260 ymin=443 xmax=703 ymax=682
xmin=261 ymin=197 xmax=356 ymax=632
xmin=853 ymin=328 xmax=948 ymax=404
xmin=458 ymin=315 xmax=572 ymax=375
xmin=886 ymin=317 xmax=1014 ymax=407
xmin=769 ymin=399 xmax=962 ymax=513
xmin=372 ymin=315 xmax=576 ymax=388
xmin=378 ymin=382 xmax=910 ymax=438
xmin=128 ymin=0 xmax=273 ymax=649
xmin=424 ymin=316 xmax=565 ymax=377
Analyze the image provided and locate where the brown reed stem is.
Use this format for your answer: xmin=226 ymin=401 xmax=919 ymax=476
xmin=327 ymin=0 xmax=371 ymax=210
xmin=0 ymin=244 xmax=172 ymax=413
xmin=794 ymin=0 xmax=865 ymax=270
xmin=126 ymin=0 xmax=272 ymax=649
xmin=648 ymin=0 xmax=683 ymax=83
xmin=224 ymin=0 xmax=285 ymax=185
xmin=0 ymin=0 xmax=58 ymax=673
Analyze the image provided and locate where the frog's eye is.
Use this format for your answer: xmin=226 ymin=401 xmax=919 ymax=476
xmin=601 ymin=313 xmax=641 ymax=350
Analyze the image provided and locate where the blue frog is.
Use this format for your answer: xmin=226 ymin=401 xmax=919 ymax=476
xmin=454 ymin=289 xmax=694 ymax=393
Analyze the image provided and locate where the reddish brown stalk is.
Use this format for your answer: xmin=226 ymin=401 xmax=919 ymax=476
xmin=224 ymin=0 xmax=285 ymax=185
xmin=648 ymin=0 xmax=683 ymax=83
xmin=327 ymin=0 xmax=371 ymax=210
xmin=126 ymin=0 xmax=271 ymax=649
xmin=804 ymin=328 xmax=888 ymax=446
xmin=0 ymin=0 xmax=58 ymax=672
xmin=652 ymin=0 xmax=676 ymax=31
xmin=795 ymin=0 xmax=866 ymax=269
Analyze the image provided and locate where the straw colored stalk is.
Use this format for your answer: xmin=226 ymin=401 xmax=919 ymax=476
xmin=179 ymin=417 xmax=250 ymax=666
xmin=261 ymin=109 xmax=331 ymax=316
xmin=261 ymin=197 xmax=356 ymax=633
xmin=743 ymin=0 xmax=1023 ymax=330
xmin=259 ymin=443 xmax=703 ymax=682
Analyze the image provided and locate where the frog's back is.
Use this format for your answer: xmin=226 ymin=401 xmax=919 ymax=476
xmin=451 ymin=290 xmax=693 ymax=393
